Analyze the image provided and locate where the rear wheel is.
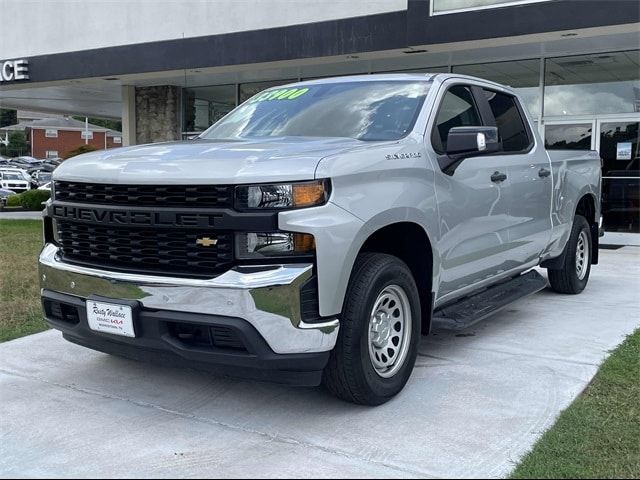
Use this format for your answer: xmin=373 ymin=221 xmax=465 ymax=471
xmin=548 ymin=215 xmax=592 ymax=294
xmin=322 ymin=253 xmax=421 ymax=405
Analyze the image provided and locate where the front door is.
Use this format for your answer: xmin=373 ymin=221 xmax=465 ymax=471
xmin=430 ymin=83 xmax=513 ymax=301
xmin=597 ymin=119 xmax=640 ymax=233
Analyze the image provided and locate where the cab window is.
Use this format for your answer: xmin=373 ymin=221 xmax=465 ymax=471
xmin=432 ymin=85 xmax=482 ymax=154
xmin=482 ymin=89 xmax=532 ymax=152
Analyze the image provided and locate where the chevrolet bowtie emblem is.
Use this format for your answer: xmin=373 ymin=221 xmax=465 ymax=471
xmin=196 ymin=236 xmax=218 ymax=247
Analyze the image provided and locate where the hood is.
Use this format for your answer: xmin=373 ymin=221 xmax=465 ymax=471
xmin=53 ymin=137 xmax=366 ymax=185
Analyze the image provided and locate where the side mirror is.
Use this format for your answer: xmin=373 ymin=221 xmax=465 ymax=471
xmin=439 ymin=126 xmax=501 ymax=175
xmin=446 ymin=126 xmax=501 ymax=158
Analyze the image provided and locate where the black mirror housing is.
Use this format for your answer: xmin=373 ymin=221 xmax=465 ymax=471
xmin=446 ymin=126 xmax=501 ymax=158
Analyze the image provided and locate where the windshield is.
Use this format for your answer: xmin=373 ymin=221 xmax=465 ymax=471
xmin=200 ymin=80 xmax=431 ymax=142
xmin=2 ymin=173 xmax=21 ymax=180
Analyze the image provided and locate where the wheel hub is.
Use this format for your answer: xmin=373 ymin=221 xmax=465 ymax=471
xmin=371 ymin=313 xmax=392 ymax=347
xmin=367 ymin=285 xmax=412 ymax=379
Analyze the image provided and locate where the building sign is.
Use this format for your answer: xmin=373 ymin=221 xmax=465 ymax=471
xmin=81 ymin=131 xmax=94 ymax=140
xmin=0 ymin=59 xmax=29 ymax=82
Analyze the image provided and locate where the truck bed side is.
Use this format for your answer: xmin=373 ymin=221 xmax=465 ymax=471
xmin=542 ymin=149 xmax=602 ymax=262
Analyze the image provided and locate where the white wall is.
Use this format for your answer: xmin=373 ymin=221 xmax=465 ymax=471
xmin=1 ymin=0 xmax=407 ymax=58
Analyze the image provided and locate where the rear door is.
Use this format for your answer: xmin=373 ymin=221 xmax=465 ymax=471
xmin=478 ymin=88 xmax=553 ymax=264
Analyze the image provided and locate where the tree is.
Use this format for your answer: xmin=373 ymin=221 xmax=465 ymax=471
xmin=63 ymin=144 xmax=99 ymax=159
xmin=0 ymin=109 xmax=17 ymax=128
xmin=0 ymin=131 xmax=28 ymax=157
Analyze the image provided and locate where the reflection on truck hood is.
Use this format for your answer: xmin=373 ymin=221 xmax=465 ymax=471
xmin=53 ymin=137 xmax=366 ymax=184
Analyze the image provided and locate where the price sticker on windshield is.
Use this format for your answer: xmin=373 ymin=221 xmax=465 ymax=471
xmin=250 ymin=87 xmax=310 ymax=103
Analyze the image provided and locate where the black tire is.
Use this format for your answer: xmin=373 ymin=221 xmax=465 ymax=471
xmin=322 ymin=253 xmax=421 ymax=406
xmin=548 ymin=215 xmax=592 ymax=294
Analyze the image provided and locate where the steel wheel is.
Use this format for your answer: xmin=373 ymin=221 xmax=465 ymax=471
xmin=367 ymin=285 xmax=412 ymax=378
xmin=576 ymin=230 xmax=589 ymax=280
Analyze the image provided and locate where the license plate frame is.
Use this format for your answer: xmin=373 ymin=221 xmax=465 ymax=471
xmin=86 ymin=298 xmax=137 ymax=338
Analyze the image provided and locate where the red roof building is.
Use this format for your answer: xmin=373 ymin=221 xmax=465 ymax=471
xmin=1 ymin=117 xmax=122 ymax=159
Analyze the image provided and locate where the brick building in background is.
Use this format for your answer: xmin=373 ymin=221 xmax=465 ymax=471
xmin=1 ymin=117 xmax=122 ymax=159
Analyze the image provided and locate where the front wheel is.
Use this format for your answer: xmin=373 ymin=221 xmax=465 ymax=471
xmin=322 ymin=253 xmax=421 ymax=405
xmin=548 ymin=215 xmax=592 ymax=294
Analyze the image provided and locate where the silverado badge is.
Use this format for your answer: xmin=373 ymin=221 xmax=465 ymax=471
xmin=196 ymin=236 xmax=218 ymax=247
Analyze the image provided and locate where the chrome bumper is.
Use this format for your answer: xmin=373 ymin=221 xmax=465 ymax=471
xmin=38 ymin=244 xmax=339 ymax=354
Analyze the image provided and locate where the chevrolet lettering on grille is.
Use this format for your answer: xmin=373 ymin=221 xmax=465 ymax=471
xmin=51 ymin=204 xmax=222 ymax=228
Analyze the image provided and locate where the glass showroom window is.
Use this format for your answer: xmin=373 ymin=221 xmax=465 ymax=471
xmin=453 ymin=59 xmax=541 ymax=117
xmin=545 ymin=124 xmax=593 ymax=150
xmin=182 ymin=84 xmax=236 ymax=135
xmin=544 ymin=50 xmax=640 ymax=117
xmin=432 ymin=0 xmax=550 ymax=14
xmin=378 ymin=66 xmax=449 ymax=74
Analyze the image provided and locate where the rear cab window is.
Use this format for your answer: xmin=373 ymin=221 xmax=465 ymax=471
xmin=482 ymin=89 xmax=533 ymax=153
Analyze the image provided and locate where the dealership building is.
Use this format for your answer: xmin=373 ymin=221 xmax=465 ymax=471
xmin=0 ymin=0 xmax=638 ymax=231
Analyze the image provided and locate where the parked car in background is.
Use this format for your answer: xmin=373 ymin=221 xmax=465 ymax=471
xmin=38 ymin=182 xmax=51 ymax=191
xmin=1 ymin=167 xmax=35 ymax=188
xmin=0 ymin=171 xmax=30 ymax=193
xmin=0 ymin=166 xmax=38 ymax=188
xmin=32 ymin=171 xmax=52 ymax=186
xmin=0 ymin=187 xmax=17 ymax=206
xmin=30 ymin=164 xmax=56 ymax=174
xmin=11 ymin=157 xmax=43 ymax=172
xmin=14 ymin=156 xmax=40 ymax=164
xmin=44 ymin=158 xmax=62 ymax=167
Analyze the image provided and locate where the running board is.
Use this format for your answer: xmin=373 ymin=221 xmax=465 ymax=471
xmin=432 ymin=270 xmax=548 ymax=332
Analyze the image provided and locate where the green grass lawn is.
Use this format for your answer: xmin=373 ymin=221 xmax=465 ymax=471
xmin=0 ymin=220 xmax=48 ymax=342
xmin=512 ymin=329 xmax=640 ymax=479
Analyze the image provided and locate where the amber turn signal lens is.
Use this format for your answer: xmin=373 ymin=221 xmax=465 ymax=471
xmin=293 ymin=233 xmax=316 ymax=253
xmin=293 ymin=181 xmax=326 ymax=208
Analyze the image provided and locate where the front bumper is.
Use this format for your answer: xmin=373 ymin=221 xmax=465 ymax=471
xmin=39 ymin=244 xmax=339 ymax=377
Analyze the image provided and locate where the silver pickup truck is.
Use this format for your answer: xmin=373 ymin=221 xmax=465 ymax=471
xmin=40 ymin=74 xmax=601 ymax=405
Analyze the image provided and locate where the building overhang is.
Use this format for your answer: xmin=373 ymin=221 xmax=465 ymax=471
xmin=1 ymin=0 xmax=638 ymax=85
xmin=0 ymin=0 xmax=638 ymax=119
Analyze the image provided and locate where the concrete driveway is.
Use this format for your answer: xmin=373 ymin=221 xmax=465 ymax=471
xmin=1 ymin=247 xmax=638 ymax=478
xmin=0 ymin=210 xmax=43 ymax=220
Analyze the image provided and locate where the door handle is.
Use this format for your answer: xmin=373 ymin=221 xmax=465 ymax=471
xmin=491 ymin=171 xmax=507 ymax=183
xmin=538 ymin=168 xmax=551 ymax=178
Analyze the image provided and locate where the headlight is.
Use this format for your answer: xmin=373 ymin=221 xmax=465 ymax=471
xmin=235 ymin=179 xmax=330 ymax=210
xmin=236 ymin=232 xmax=315 ymax=259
